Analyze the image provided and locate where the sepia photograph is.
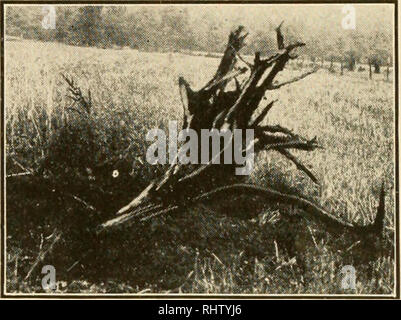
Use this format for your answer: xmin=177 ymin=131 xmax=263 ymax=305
xmin=1 ymin=1 xmax=398 ymax=298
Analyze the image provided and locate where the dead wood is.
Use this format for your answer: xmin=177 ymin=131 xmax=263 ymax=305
xmin=92 ymin=24 xmax=385 ymax=246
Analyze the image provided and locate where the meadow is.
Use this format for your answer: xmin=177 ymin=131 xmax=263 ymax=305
xmin=4 ymin=39 xmax=395 ymax=294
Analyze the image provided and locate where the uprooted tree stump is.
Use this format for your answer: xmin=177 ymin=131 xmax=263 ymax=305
xmin=13 ymin=24 xmax=388 ymax=283
xmin=96 ymin=25 xmax=386 ymax=245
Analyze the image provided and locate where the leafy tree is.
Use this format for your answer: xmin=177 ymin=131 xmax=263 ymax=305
xmin=101 ymin=6 xmax=128 ymax=48
xmin=4 ymin=4 xmax=394 ymax=63
xmin=367 ymin=30 xmax=392 ymax=73
xmin=126 ymin=8 xmax=160 ymax=49
xmin=55 ymin=7 xmax=75 ymax=43
xmin=70 ymin=6 xmax=103 ymax=47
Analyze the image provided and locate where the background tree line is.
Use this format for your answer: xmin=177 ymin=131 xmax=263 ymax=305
xmin=5 ymin=5 xmax=393 ymax=69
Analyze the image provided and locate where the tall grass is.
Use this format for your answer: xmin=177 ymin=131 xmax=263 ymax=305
xmin=5 ymin=40 xmax=395 ymax=294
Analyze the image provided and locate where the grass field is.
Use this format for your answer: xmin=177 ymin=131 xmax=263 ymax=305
xmin=4 ymin=39 xmax=396 ymax=294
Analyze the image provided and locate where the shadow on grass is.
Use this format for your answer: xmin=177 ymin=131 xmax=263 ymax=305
xmin=6 ymin=162 xmax=394 ymax=294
